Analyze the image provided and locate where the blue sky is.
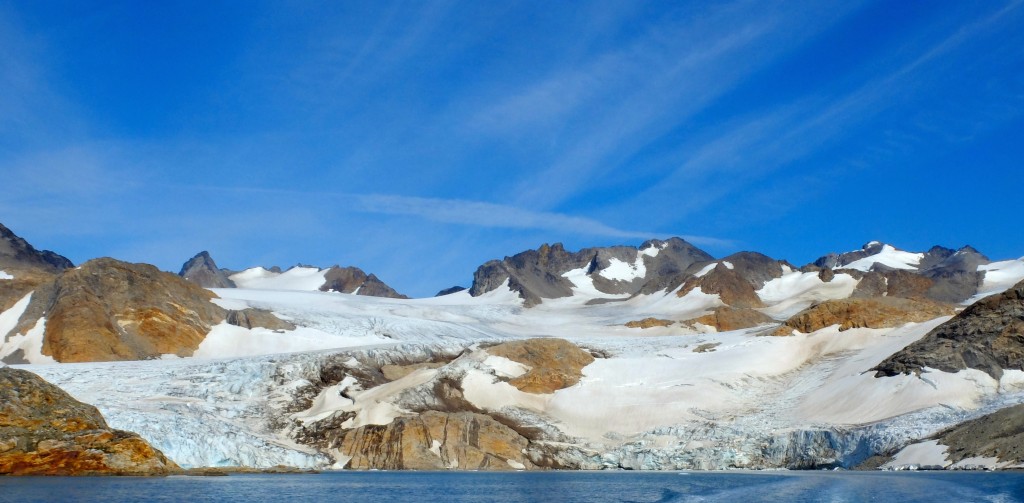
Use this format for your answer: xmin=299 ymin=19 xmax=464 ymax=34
xmin=2 ymin=0 xmax=1022 ymax=297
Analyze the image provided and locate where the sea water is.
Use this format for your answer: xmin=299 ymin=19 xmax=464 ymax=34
xmin=1 ymin=471 xmax=1022 ymax=503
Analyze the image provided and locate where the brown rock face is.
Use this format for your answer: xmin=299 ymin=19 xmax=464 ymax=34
xmin=686 ymin=307 xmax=775 ymax=332
xmin=340 ymin=410 xmax=533 ymax=470
xmin=874 ymin=279 xmax=1024 ymax=380
xmin=34 ymin=259 xmax=227 ymax=362
xmin=0 ymin=367 xmax=178 ymax=476
xmin=783 ymin=297 xmax=954 ymax=334
xmin=487 ymin=338 xmax=595 ymax=394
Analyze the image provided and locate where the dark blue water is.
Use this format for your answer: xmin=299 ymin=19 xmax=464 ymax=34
xmin=1 ymin=471 xmax=1022 ymax=503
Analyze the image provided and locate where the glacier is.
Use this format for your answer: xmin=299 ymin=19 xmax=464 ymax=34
xmin=16 ymin=281 xmax=1024 ymax=470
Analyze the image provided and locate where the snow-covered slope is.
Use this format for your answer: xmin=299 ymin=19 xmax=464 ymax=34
xmin=19 ymin=278 xmax=1024 ymax=470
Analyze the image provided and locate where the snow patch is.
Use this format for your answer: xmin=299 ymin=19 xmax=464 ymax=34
xmin=843 ymin=245 xmax=923 ymax=272
xmin=694 ymin=263 xmax=717 ymax=278
xmin=482 ymin=354 xmax=530 ymax=378
xmin=0 ymin=316 xmax=55 ymax=365
xmin=0 ymin=292 xmax=32 ymax=341
xmin=757 ymin=271 xmax=858 ymax=318
xmin=721 ymin=261 xmax=734 ymax=270
xmin=969 ymin=258 xmax=1024 ymax=302
xmin=0 ymin=270 xmax=12 ymax=280
xmin=230 ymin=267 xmax=328 ymax=291
xmin=640 ymin=242 xmax=665 ymax=258
xmin=600 ymin=255 xmax=647 ymax=282
xmin=562 ymin=267 xmax=630 ymax=300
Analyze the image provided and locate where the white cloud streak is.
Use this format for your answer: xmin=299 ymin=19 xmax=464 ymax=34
xmin=352 ymin=193 xmax=732 ymax=247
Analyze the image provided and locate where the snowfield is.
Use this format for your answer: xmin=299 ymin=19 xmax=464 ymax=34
xmin=12 ymin=273 xmax=1024 ymax=470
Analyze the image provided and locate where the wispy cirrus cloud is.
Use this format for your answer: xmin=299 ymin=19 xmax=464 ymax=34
xmin=624 ymin=0 xmax=1024 ymax=223
xmin=354 ymin=193 xmax=696 ymax=242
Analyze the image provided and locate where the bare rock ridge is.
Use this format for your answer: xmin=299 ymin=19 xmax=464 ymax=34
xmin=467 ymin=238 xmax=1008 ymax=308
xmin=873 ymin=279 xmax=1024 ymax=379
xmin=2 ymin=257 xmax=293 ymax=364
xmin=0 ymin=223 xmax=73 ymax=275
xmin=469 ymin=238 xmax=713 ymax=307
xmin=179 ymin=251 xmax=236 ymax=288
xmin=0 ymin=367 xmax=178 ymax=475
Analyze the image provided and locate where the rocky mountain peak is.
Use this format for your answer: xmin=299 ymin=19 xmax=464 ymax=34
xmin=179 ymin=251 xmax=236 ymax=288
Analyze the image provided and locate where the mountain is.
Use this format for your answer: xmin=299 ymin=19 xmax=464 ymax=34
xmin=0 ymin=367 xmax=178 ymax=475
xmin=179 ymin=251 xmax=236 ymax=288
xmin=468 ymin=238 xmax=713 ymax=307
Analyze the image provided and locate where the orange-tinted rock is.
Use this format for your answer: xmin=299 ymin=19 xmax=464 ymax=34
xmin=624 ymin=317 xmax=674 ymax=329
xmin=487 ymin=338 xmax=595 ymax=394
xmin=339 ymin=410 xmax=532 ymax=470
xmin=783 ymin=297 xmax=955 ymax=333
xmin=0 ymin=367 xmax=179 ymax=476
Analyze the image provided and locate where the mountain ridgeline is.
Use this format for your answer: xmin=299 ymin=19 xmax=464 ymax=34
xmin=467 ymin=238 xmax=996 ymax=307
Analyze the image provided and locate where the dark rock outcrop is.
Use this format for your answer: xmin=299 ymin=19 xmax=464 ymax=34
xmin=873 ymin=279 xmax=1024 ymax=379
xmin=179 ymin=251 xmax=236 ymax=288
xmin=321 ymin=266 xmax=407 ymax=299
xmin=0 ymin=367 xmax=179 ymax=475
